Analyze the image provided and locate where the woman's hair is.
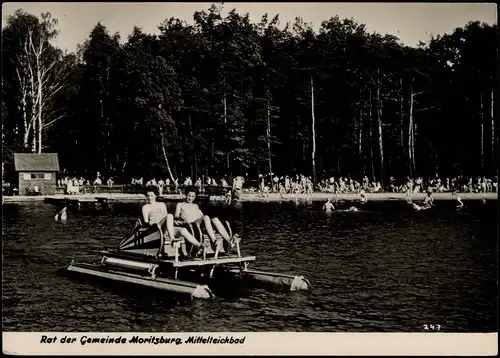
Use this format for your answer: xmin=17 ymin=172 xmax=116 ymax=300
xmin=184 ymin=186 xmax=197 ymax=196
xmin=145 ymin=185 xmax=159 ymax=196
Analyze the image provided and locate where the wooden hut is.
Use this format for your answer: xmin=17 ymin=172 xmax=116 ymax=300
xmin=14 ymin=153 xmax=60 ymax=195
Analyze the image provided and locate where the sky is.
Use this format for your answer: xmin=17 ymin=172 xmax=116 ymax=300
xmin=2 ymin=2 xmax=497 ymax=53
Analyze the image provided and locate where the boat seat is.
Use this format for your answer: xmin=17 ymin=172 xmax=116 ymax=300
xmin=163 ymin=236 xmax=188 ymax=259
xmin=123 ymin=218 xmax=188 ymax=259
xmin=121 ymin=217 xmax=234 ymax=261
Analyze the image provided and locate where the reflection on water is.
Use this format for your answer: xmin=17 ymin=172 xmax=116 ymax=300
xmin=2 ymin=199 xmax=497 ymax=332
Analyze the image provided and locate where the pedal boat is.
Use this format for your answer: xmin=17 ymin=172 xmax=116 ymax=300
xmin=58 ymin=219 xmax=311 ymax=300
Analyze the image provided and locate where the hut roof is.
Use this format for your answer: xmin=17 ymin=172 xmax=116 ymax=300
xmin=14 ymin=153 xmax=60 ymax=172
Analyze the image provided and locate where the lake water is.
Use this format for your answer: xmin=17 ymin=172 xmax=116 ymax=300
xmin=2 ymin=199 xmax=497 ymax=332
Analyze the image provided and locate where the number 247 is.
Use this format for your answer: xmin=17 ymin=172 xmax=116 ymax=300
xmin=423 ymin=324 xmax=441 ymax=331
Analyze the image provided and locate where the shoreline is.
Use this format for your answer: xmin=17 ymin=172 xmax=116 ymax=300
xmin=2 ymin=192 xmax=497 ymax=204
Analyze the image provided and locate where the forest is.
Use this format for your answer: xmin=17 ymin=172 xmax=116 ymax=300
xmin=2 ymin=4 xmax=498 ymax=185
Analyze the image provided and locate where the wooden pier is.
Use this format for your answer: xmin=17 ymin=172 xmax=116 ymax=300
xmin=44 ymin=196 xmax=115 ymax=207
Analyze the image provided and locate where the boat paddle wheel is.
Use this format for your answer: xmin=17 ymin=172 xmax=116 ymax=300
xmin=59 ymin=217 xmax=311 ymax=300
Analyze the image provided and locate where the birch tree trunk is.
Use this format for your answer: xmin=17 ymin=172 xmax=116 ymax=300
xmin=15 ymin=62 xmax=31 ymax=150
xmin=358 ymin=106 xmax=363 ymax=158
xmin=311 ymin=76 xmax=317 ymax=186
xmin=266 ymin=97 xmax=273 ymax=178
xmin=480 ymin=91 xmax=484 ymax=174
xmin=399 ymin=78 xmax=405 ymax=151
xmin=21 ymin=93 xmax=29 ymax=149
xmin=30 ymin=30 xmax=44 ymax=154
xmin=161 ymin=137 xmax=176 ymax=184
xmin=99 ymin=72 xmax=106 ymax=168
xmin=28 ymin=54 xmax=38 ymax=154
xmin=188 ymin=112 xmax=198 ymax=180
xmin=32 ymin=118 xmax=37 ymax=153
xmin=210 ymin=140 xmax=215 ymax=175
xmin=121 ymin=148 xmax=128 ymax=173
xmin=409 ymin=84 xmax=414 ymax=178
xmin=376 ymin=70 xmax=384 ymax=183
xmin=17 ymin=39 xmax=32 ymax=150
xmin=413 ymin=122 xmax=417 ymax=176
xmin=223 ymin=92 xmax=229 ymax=174
xmin=492 ymin=89 xmax=495 ymax=173
xmin=37 ymin=65 xmax=43 ymax=153
xmin=369 ymin=89 xmax=375 ymax=179
xmin=435 ymin=148 xmax=439 ymax=177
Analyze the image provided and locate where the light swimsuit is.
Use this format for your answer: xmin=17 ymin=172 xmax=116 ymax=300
xmin=148 ymin=206 xmax=166 ymax=224
xmin=180 ymin=204 xmax=204 ymax=224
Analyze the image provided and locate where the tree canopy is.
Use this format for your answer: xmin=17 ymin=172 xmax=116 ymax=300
xmin=2 ymin=5 xmax=497 ymax=184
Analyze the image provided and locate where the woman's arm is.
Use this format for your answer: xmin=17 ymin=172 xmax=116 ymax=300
xmin=142 ymin=206 xmax=149 ymax=225
xmin=194 ymin=204 xmax=204 ymax=216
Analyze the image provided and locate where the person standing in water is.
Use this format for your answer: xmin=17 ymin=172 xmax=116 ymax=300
xmin=456 ymin=195 xmax=464 ymax=210
xmin=405 ymin=184 xmax=412 ymax=203
xmin=323 ymin=198 xmax=335 ymax=212
xmin=359 ymin=189 xmax=367 ymax=204
xmin=422 ymin=189 xmax=434 ymax=208
xmin=55 ymin=206 xmax=68 ymax=222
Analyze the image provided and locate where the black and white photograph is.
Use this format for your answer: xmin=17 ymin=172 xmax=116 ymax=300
xmin=2 ymin=1 xmax=498 ymax=354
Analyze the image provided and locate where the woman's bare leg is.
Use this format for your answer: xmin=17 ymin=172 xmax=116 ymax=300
xmin=166 ymin=214 xmax=177 ymax=241
xmin=176 ymin=227 xmax=201 ymax=247
xmin=166 ymin=214 xmax=201 ymax=247
xmin=211 ymin=217 xmax=232 ymax=243
xmin=202 ymin=215 xmax=218 ymax=243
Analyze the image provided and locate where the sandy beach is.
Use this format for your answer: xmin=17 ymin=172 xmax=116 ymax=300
xmin=2 ymin=191 xmax=497 ymax=204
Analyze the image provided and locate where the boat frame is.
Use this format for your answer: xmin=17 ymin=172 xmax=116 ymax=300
xmin=62 ymin=218 xmax=311 ymax=299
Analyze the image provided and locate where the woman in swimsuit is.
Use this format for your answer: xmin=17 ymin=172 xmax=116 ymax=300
xmin=167 ymin=187 xmax=235 ymax=250
xmin=141 ymin=187 xmax=168 ymax=226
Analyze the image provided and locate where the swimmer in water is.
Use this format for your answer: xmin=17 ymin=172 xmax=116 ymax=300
xmin=411 ymin=189 xmax=434 ymax=211
xmin=359 ymin=189 xmax=367 ymax=204
xmin=456 ymin=196 xmax=464 ymax=210
xmin=323 ymin=199 xmax=335 ymax=212
xmin=54 ymin=206 xmax=68 ymax=222
xmin=423 ymin=189 xmax=434 ymax=207
xmin=348 ymin=206 xmax=359 ymax=212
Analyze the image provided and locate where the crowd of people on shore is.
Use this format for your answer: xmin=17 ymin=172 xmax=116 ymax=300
xmin=256 ymin=174 xmax=498 ymax=195
xmin=55 ymin=173 xmax=245 ymax=202
xmin=57 ymin=173 xmax=115 ymax=194
xmin=10 ymin=170 xmax=497 ymax=197
xmin=130 ymin=175 xmax=233 ymax=196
